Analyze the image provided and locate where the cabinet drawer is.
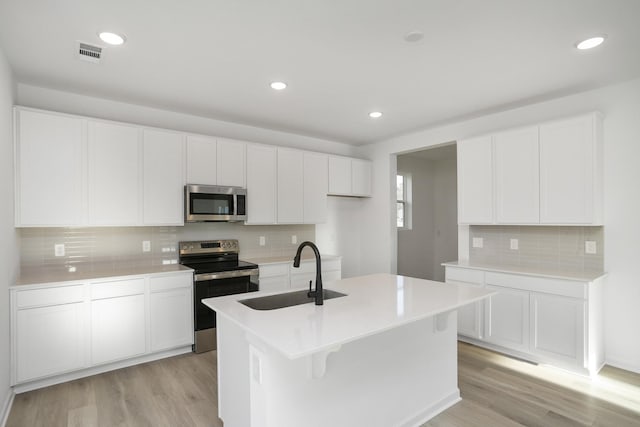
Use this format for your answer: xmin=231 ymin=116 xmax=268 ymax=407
xmin=16 ymin=285 xmax=85 ymax=309
xmin=485 ymin=272 xmax=586 ymax=299
xmin=149 ymin=273 xmax=192 ymax=292
xmin=259 ymin=263 xmax=290 ymax=278
xmin=445 ymin=267 xmax=484 ymax=285
xmin=90 ymin=278 xmax=146 ymax=300
xmin=293 ymin=258 xmax=340 ymax=274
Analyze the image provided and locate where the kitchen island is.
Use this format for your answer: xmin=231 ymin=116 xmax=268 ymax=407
xmin=203 ymin=273 xmax=494 ymax=427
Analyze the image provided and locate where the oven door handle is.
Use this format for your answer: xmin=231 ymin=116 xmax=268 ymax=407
xmin=194 ymin=268 xmax=259 ymax=282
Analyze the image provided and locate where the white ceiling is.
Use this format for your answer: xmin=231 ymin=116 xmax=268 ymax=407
xmin=1 ymin=0 xmax=639 ymax=145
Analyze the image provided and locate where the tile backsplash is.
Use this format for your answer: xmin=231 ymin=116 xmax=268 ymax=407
xmin=19 ymin=223 xmax=315 ymax=269
xmin=469 ymin=225 xmax=604 ymax=273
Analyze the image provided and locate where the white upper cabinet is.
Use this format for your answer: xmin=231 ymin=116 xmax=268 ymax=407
xmin=143 ymin=129 xmax=185 ymax=225
xmin=277 ymin=148 xmax=304 ymax=224
xmin=328 ymin=156 xmax=351 ymax=195
xmin=494 ymin=126 xmax=540 ymax=224
xmin=457 ymin=113 xmax=602 ymax=225
xmin=351 ymin=159 xmax=372 ymax=197
xmin=186 ymin=135 xmax=217 ymax=185
xmin=303 ymin=152 xmax=328 ymax=224
xmin=328 ymin=156 xmax=372 ymax=197
xmin=88 ymin=121 xmax=141 ymax=225
xmin=246 ymin=144 xmax=277 ymax=224
xmin=539 ymin=114 xmax=603 ymax=224
xmin=217 ymin=138 xmax=245 ymax=187
xmin=457 ymin=136 xmax=494 ymax=224
xmin=15 ymin=109 xmax=85 ymax=226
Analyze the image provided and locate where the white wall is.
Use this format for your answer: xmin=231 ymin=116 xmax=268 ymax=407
xmin=315 ymin=197 xmax=363 ymax=278
xmin=0 ymin=47 xmax=18 ymax=422
xmin=358 ymin=77 xmax=640 ymax=373
xmin=16 ymin=84 xmax=357 ymax=157
xmin=396 ymin=154 xmax=458 ymax=282
xmin=432 ymin=156 xmax=458 ymax=281
xmin=397 ymin=156 xmax=435 ymax=280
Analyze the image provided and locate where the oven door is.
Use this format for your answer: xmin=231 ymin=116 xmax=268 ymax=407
xmin=193 ymin=269 xmax=258 ymax=353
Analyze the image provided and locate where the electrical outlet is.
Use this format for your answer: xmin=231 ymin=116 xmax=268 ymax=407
xmin=291 ymin=235 xmax=297 ymax=244
xmin=54 ymin=244 xmax=65 ymax=257
xmin=585 ymin=241 xmax=597 ymax=254
xmin=142 ymin=241 xmax=151 ymax=252
xmin=259 ymin=236 xmax=266 ymax=246
xmin=510 ymin=238 xmax=519 ymax=250
xmin=472 ymin=237 xmax=483 ymax=249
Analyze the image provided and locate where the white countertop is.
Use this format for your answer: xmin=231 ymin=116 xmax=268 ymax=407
xmin=442 ymin=260 xmax=606 ymax=282
xmin=244 ymin=254 xmax=341 ymax=265
xmin=203 ymin=273 xmax=494 ymax=359
xmin=14 ymin=263 xmax=193 ymax=287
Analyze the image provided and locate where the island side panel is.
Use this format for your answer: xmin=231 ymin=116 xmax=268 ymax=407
xmin=217 ymin=315 xmax=251 ymax=426
xmin=245 ymin=312 xmax=460 ymax=427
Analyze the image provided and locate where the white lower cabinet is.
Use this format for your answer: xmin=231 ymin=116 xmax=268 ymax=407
xmin=11 ymin=271 xmax=194 ymax=389
xmin=15 ymin=301 xmax=86 ymax=383
xmin=257 ymin=257 xmax=342 ymax=292
xmin=444 ymin=265 xmax=604 ymax=375
xmin=483 ymin=285 xmax=530 ymax=353
xmin=91 ymin=294 xmax=146 ymax=365
xmin=149 ymin=275 xmax=194 ymax=352
xmin=445 ymin=268 xmax=484 ymax=339
xmin=530 ymin=292 xmax=585 ymax=366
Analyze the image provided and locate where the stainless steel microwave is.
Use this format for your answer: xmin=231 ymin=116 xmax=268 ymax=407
xmin=185 ymin=184 xmax=247 ymax=222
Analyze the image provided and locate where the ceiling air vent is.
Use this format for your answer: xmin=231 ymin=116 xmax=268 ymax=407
xmin=77 ymin=42 xmax=102 ymax=63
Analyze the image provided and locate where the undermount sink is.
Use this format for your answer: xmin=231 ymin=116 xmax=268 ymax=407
xmin=239 ymin=289 xmax=347 ymax=311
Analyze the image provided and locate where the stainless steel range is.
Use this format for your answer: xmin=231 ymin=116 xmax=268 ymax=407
xmin=179 ymin=239 xmax=258 ymax=353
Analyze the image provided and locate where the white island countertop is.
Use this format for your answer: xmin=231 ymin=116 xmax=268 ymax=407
xmin=204 ymin=273 xmax=494 ymax=359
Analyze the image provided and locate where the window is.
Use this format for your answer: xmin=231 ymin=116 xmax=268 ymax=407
xmin=397 ymin=174 xmax=409 ymax=228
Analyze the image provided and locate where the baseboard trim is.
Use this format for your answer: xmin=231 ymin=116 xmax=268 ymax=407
xmin=397 ymin=389 xmax=461 ymax=427
xmin=13 ymin=346 xmax=192 ymax=394
xmin=0 ymin=389 xmax=15 ymax=427
xmin=605 ymin=357 xmax=640 ymax=375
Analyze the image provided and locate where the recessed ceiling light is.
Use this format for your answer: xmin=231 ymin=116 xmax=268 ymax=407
xmin=270 ymin=81 xmax=287 ymax=90
xmin=576 ymin=35 xmax=606 ymax=50
xmin=369 ymin=111 xmax=383 ymax=119
xmin=98 ymin=32 xmax=126 ymax=46
xmin=404 ymin=31 xmax=424 ymax=43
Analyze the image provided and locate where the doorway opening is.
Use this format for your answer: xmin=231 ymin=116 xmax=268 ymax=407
xmin=396 ymin=143 xmax=457 ymax=282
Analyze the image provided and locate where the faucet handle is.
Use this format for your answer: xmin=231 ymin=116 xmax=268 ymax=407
xmin=307 ymin=280 xmax=314 ymax=298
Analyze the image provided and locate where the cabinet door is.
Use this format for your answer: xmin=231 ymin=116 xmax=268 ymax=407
xmin=484 ymin=285 xmax=530 ymax=352
xmin=217 ymin=138 xmax=245 ymax=187
xmin=15 ymin=303 xmax=86 ymax=383
xmin=186 ymin=135 xmax=217 ymax=185
xmin=246 ymin=144 xmax=277 ymax=224
xmin=258 ymin=275 xmax=290 ymax=292
xmin=150 ymin=287 xmax=193 ymax=352
xmin=303 ymin=152 xmax=328 ymax=223
xmin=445 ymin=268 xmax=485 ymax=339
xmin=16 ymin=109 xmax=85 ymax=226
xmin=449 ymin=280 xmax=483 ymax=339
xmin=457 ymin=136 xmax=494 ymax=224
xmin=540 ymin=115 xmax=597 ymax=224
xmin=277 ymin=148 xmax=304 ymax=224
xmin=91 ymin=294 xmax=146 ymax=365
xmin=494 ymin=127 xmax=540 ymax=224
xmin=351 ymin=159 xmax=372 ymax=197
xmin=530 ymin=292 xmax=585 ymax=365
xmin=328 ymin=156 xmax=351 ymax=195
xmin=290 ymin=272 xmax=316 ymax=290
xmin=88 ymin=121 xmax=141 ymax=225
xmin=143 ymin=129 xmax=185 ymax=225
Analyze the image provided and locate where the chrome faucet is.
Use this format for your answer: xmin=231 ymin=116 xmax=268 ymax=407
xmin=293 ymin=241 xmax=323 ymax=305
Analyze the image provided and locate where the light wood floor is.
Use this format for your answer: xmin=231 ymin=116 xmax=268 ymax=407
xmin=7 ymin=342 xmax=640 ymax=427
